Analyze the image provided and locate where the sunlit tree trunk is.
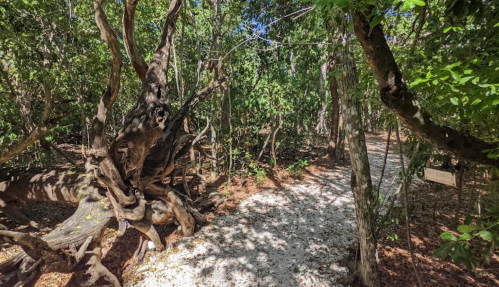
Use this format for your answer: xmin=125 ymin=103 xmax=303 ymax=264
xmin=335 ymin=14 xmax=379 ymax=287
xmin=316 ymin=59 xmax=328 ymax=135
xmin=328 ymin=50 xmax=340 ymax=159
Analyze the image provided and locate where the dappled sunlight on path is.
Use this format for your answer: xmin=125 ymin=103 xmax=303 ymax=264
xmin=126 ymin=135 xmax=403 ymax=287
xmin=127 ymin=174 xmax=357 ymax=287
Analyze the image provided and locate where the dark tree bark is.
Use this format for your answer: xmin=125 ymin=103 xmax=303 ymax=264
xmin=352 ymin=7 xmax=499 ymax=168
xmin=335 ymin=15 xmax=379 ymax=287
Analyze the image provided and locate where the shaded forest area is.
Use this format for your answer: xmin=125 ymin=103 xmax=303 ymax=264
xmin=0 ymin=0 xmax=498 ymax=286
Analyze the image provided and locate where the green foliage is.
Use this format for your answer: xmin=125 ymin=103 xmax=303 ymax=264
xmin=249 ymin=159 xmax=267 ymax=185
xmin=435 ymin=215 xmax=499 ymax=269
xmin=286 ymin=159 xmax=309 ymax=179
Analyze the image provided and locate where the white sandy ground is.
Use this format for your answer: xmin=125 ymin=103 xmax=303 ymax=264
xmin=125 ymin=136 xmax=404 ymax=287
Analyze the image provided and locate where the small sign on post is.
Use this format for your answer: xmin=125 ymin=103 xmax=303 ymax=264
xmin=424 ymin=168 xmax=457 ymax=187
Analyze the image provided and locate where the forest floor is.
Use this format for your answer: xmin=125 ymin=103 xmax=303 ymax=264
xmin=0 ymin=133 xmax=498 ymax=286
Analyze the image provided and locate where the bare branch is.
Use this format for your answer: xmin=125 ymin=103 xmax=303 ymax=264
xmin=107 ymin=191 xmax=146 ymax=221
xmin=94 ymin=169 xmax=136 ymax=206
xmin=123 ymin=0 xmax=148 ymax=81
xmin=91 ymin=0 xmax=123 ymax=150
xmin=93 ymin=0 xmax=123 ymax=112
xmin=0 ymin=85 xmax=54 ymax=165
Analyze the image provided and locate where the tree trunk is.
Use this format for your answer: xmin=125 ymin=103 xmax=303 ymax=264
xmin=363 ymin=95 xmax=370 ymax=132
xmin=328 ymin=50 xmax=340 ymax=159
xmin=335 ymin=15 xmax=379 ymax=287
xmin=316 ymin=60 xmax=328 ymax=135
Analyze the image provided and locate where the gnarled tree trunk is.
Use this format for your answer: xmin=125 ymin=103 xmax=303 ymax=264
xmin=0 ymin=1 xmax=225 ymax=286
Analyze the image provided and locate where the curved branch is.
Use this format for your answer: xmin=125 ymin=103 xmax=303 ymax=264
xmin=194 ymin=142 xmax=220 ymax=161
xmin=130 ymin=220 xmax=164 ymax=251
xmin=92 ymin=0 xmax=127 ymax=200
xmin=140 ymin=80 xmax=224 ymax=181
xmin=169 ymin=79 xmax=227 ymax=134
xmin=0 ymin=85 xmax=54 ymax=165
xmin=123 ymin=0 xmax=148 ymax=81
xmin=157 ymin=187 xmax=195 ymax=236
xmin=0 ymin=125 xmax=49 ymax=166
xmin=93 ymin=0 xmax=123 ymax=112
xmin=91 ymin=0 xmax=123 ymax=151
xmin=94 ymin=169 xmax=136 ymax=206
xmin=353 ymin=8 xmax=499 ymax=167
xmin=192 ymin=117 xmax=210 ymax=146
xmin=182 ymin=163 xmax=191 ymax=199
xmin=0 ymin=231 xmax=50 ymax=260
xmin=107 ymin=191 xmax=146 ymax=221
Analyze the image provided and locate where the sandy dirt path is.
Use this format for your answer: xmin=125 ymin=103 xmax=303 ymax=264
xmin=126 ymin=135 xmax=402 ymax=287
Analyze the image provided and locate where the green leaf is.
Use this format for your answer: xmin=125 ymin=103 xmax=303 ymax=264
xmin=459 ymin=233 xmax=472 ymax=240
xmin=493 ymin=98 xmax=499 ymax=106
xmin=434 ymin=242 xmax=455 ymax=258
xmin=330 ymin=0 xmax=350 ymax=9
xmin=410 ymin=78 xmax=424 ymax=87
xmin=441 ymin=232 xmax=458 ymax=241
xmin=457 ymin=225 xmax=475 ymax=233
xmin=411 ymin=0 xmax=426 ymax=6
xmin=459 ymin=76 xmax=474 ymax=85
xmin=370 ymin=14 xmax=384 ymax=28
xmin=450 ymin=97 xmax=459 ymax=105
xmin=479 ymin=230 xmax=492 ymax=240
xmin=401 ymin=1 xmax=411 ymax=12
xmin=464 ymin=216 xmax=474 ymax=225
xmin=347 ymin=19 xmax=354 ymax=32
xmin=444 ymin=62 xmax=462 ymax=69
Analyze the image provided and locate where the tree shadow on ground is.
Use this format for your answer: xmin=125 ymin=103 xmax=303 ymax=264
xmin=129 ymin=170 xmax=360 ymax=287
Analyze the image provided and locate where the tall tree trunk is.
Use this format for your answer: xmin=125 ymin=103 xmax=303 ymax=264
xmin=328 ymin=50 xmax=340 ymax=159
xmin=335 ymin=15 xmax=379 ymax=287
xmin=363 ymin=94 xmax=370 ymax=132
xmin=316 ymin=60 xmax=328 ymax=135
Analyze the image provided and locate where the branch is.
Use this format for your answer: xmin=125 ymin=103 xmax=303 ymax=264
xmin=91 ymin=0 xmax=123 ymax=150
xmin=140 ymin=0 xmax=182 ymax=102
xmin=123 ymin=0 xmax=148 ymax=81
xmin=94 ymin=169 xmax=136 ymax=206
xmin=40 ymin=138 xmax=78 ymax=166
xmin=353 ymin=9 xmax=499 ymax=167
xmin=93 ymin=0 xmax=123 ymax=112
xmin=0 ymin=86 xmax=54 ymax=166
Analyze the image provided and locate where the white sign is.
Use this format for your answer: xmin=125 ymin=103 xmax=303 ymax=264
xmin=424 ymin=168 xmax=457 ymax=187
